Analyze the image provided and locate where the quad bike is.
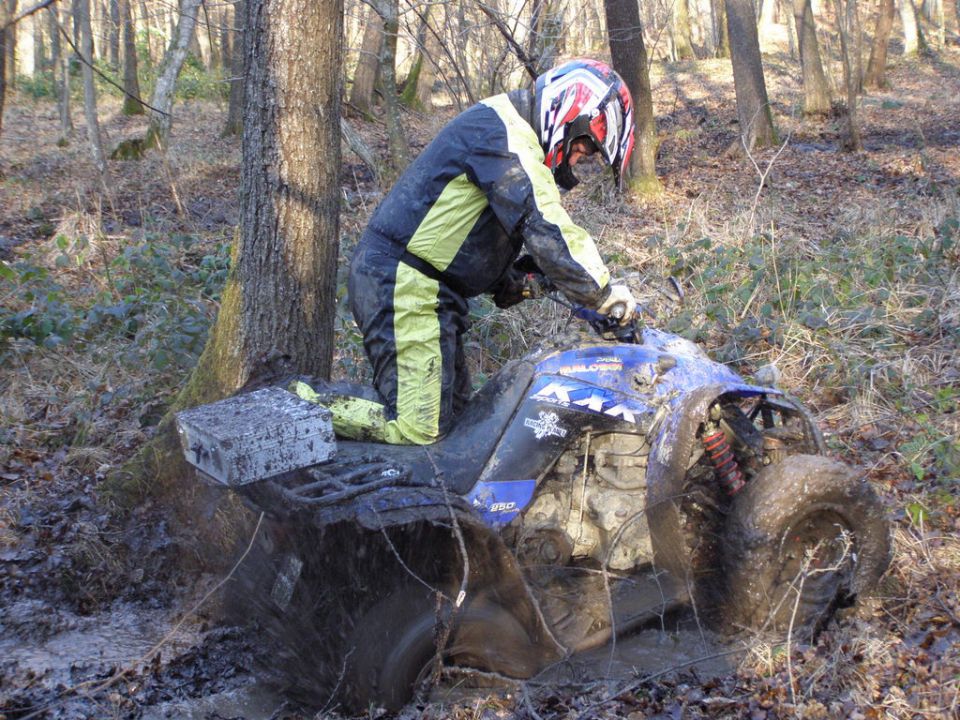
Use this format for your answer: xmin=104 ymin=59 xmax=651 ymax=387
xmin=177 ymin=288 xmax=890 ymax=714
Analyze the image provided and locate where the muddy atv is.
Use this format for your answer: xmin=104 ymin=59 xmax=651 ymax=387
xmin=176 ymin=307 xmax=890 ymax=714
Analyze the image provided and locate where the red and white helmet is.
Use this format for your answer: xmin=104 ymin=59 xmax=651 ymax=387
xmin=535 ymin=58 xmax=635 ymax=190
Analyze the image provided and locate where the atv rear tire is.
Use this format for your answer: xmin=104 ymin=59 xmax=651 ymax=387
xmin=345 ymin=585 xmax=544 ymax=712
xmin=721 ymin=455 xmax=889 ymax=636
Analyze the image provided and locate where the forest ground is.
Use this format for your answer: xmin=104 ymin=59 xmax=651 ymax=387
xmin=1 ymin=45 xmax=958 ymax=719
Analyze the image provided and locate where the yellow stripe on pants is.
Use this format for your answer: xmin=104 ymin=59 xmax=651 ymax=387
xmin=390 ymin=263 xmax=443 ymax=444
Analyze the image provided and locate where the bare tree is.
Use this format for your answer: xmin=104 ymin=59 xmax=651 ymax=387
xmin=348 ymin=2 xmax=382 ymax=115
xmin=120 ymin=0 xmax=143 ymax=115
xmin=77 ymin=0 xmax=108 ymax=175
xmin=3 ymin=0 xmax=15 ymax=90
xmin=725 ymin=0 xmax=778 ymax=149
xmin=900 ymin=0 xmax=926 ymax=56
xmin=670 ymin=0 xmax=696 ymax=59
xmin=793 ymin=0 xmax=831 ymax=114
xmin=223 ymin=0 xmax=245 ymax=136
xmin=108 ymin=0 xmax=120 ymax=67
xmin=865 ymin=0 xmax=896 ymax=88
xmin=604 ymin=0 xmax=661 ymax=193
xmin=370 ymin=0 xmax=409 ymax=174
xmin=144 ymin=0 xmax=202 ymax=151
xmin=833 ymin=0 xmax=863 ymax=149
xmin=51 ymin=4 xmax=73 ymax=142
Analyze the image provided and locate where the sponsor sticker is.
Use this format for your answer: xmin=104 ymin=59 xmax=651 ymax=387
xmin=523 ymin=411 xmax=568 ymax=439
xmin=531 ymin=379 xmax=644 ymax=424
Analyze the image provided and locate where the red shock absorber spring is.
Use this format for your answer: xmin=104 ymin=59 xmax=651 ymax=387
xmin=702 ymin=429 xmax=745 ymax=495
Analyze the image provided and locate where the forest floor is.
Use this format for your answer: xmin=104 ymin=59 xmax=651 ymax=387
xmin=1 ymin=45 xmax=959 ymax=719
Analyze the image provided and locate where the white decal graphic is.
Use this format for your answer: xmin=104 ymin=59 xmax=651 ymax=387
xmin=524 ymin=411 xmax=568 ymax=439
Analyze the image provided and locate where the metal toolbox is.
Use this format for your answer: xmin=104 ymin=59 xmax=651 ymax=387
xmin=175 ymin=386 xmax=336 ymax=486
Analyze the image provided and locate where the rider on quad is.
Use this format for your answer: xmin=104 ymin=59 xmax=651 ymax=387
xmin=298 ymin=58 xmax=640 ymax=445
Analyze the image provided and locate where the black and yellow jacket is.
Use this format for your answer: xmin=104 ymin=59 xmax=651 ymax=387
xmin=364 ymin=90 xmax=611 ymax=308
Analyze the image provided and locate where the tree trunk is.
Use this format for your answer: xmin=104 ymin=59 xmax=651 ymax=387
xmin=0 ymin=3 xmax=7 ymax=141
xmin=715 ymin=0 xmax=730 ymax=57
xmin=793 ymin=0 xmax=831 ymax=114
xmin=120 ymin=0 xmax=144 ymax=115
xmin=604 ymin=0 xmax=661 ymax=194
xmin=144 ymin=0 xmax=202 ymax=151
xmin=109 ymin=0 xmax=120 ymax=68
xmin=52 ymin=5 xmax=73 ymax=141
xmin=109 ymin=0 xmax=344 ymax=559
xmin=371 ymin=0 xmax=409 ymax=175
xmin=348 ymin=3 xmax=382 ymax=116
xmin=222 ymin=0 xmax=245 ymax=136
xmin=867 ymin=0 xmax=895 ymax=88
xmin=671 ymin=0 xmax=697 ymax=59
xmin=4 ymin=0 xmax=16 ymax=90
xmin=77 ymin=0 xmax=109 ymax=176
xmin=900 ymin=0 xmax=922 ymax=55
xmin=414 ymin=8 xmax=440 ymax=110
xmin=833 ymin=0 xmax=863 ymax=150
xmin=758 ymin=0 xmax=778 ymax=51
xmin=726 ymin=0 xmax=778 ymax=149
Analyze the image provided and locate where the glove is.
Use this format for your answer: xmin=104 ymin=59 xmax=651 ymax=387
xmin=491 ymin=266 xmax=527 ymax=308
xmin=491 ymin=255 xmax=549 ymax=308
xmin=597 ymin=284 xmax=637 ymax=325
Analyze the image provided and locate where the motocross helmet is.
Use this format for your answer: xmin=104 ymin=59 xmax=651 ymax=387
xmin=535 ymin=58 xmax=636 ymax=190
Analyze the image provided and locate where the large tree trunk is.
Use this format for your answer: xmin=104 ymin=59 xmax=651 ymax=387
xmin=863 ymin=0 xmax=897 ymax=88
xmin=77 ymin=0 xmax=108 ymax=176
xmin=120 ymin=0 xmax=144 ymax=115
xmin=222 ymin=0 xmax=245 ymax=136
xmin=793 ymin=0 xmax=831 ymax=114
xmin=604 ymin=0 xmax=660 ymax=194
xmin=413 ymin=8 xmax=440 ymax=110
xmin=725 ymin=0 xmax=778 ymax=150
xmin=109 ymin=0 xmax=344 ymax=561
xmin=144 ymin=0 xmax=202 ymax=151
xmin=348 ymin=3 xmax=382 ymax=116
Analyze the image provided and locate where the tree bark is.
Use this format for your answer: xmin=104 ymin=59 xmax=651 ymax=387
xmin=671 ymin=0 xmax=696 ymax=59
xmin=715 ymin=0 xmax=730 ymax=57
xmin=833 ymin=0 xmax=863 ymax=150
xmin=604 ymin=0 xmax=660 ymax=194
xmin=0 ymin=2 xmax=7 ymax=141
xmin=108 ymin=0 xmax=120 ymax=68
xmin=348 ymin=3 xmax=382 ymax=116
xmin=793 ymin=0 xmax=831 ymax=114
xmin=371 ymin=0 xmax=409 ymax=175
xmin=4 ymin=0 xmax=15 ymax=90
xmin=900 ymin=0 xmax=922 ymax=56
xmin=222 ymin=0 xmax=245 ymax=136
xmin=725 ymin=0 xmax=778 ymax=149
xmin=144 ymin=0 xmax=202 ymax=151
xmin=77 ymin=0 xmax=108 ymax=175
xmin=863 ymin=0 xmax=897 ymax=88
xmin=120 ymin=0 xmax=144 ymax=115
xmin=109 ymin=0 xmax=344 ymax=559
xmin=413 ymin=7 xmax=440 ymax=110
xmin=52 ymin=4 xmax=73 ymax=141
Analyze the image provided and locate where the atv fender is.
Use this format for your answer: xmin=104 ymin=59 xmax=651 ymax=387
xmin=645 ymin=384 xmax=772 ymax=580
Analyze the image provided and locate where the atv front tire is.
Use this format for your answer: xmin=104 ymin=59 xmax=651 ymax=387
xmin=345 ymin=584 xmax=544 ymax=712
xmin=721 ymin=455 xmax=890 ymax=636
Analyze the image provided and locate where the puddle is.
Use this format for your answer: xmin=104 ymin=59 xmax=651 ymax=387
xmin=139 ymin=682 xmax=285 ymax=720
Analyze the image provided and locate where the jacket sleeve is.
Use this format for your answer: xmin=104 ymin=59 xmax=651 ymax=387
xmin=469 ymin=95 xmax=611 ymax=309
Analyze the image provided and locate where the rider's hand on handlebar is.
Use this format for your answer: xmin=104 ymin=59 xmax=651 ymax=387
xmin=597 ymin=284 xmax=638 ymax=326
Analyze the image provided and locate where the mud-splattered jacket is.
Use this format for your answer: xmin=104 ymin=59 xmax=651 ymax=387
xmin=364 ymin=90 xmax=612 ymax=308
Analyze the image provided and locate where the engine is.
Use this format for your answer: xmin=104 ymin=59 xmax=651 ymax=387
xmin=516 ymin=432 xmax=654 ymax=571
